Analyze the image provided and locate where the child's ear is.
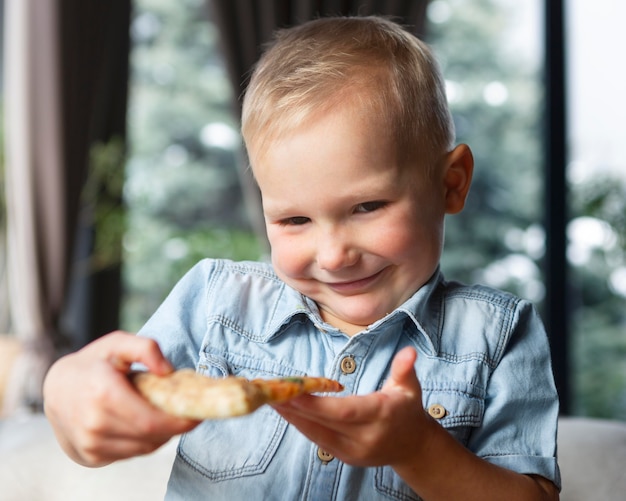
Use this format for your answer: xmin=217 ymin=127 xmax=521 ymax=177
xmin=442 ymin=144 xmax=474 ymax=214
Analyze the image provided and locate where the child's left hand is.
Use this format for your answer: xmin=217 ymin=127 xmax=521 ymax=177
xmin=276 ymin=347 xmax=560 ymax=501
xmin=273 ymin=346 xmax=433 ymax=469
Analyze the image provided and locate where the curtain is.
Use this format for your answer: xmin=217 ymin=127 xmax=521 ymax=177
xmin=208 ymin=0 xmax=430 ymax=241
xmin=2 ymin=0 xmax=131 ymax=414
xmin=57 ymin=0 xmax=131 ymax=346
xmin=3 ymin=0 xmax=63 ymax=413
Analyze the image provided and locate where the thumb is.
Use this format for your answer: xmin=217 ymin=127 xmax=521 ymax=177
xmin=383 ymin=346 xmax=421 ymax=398
xmin=86 ymin=331 xmax=174 ymax=375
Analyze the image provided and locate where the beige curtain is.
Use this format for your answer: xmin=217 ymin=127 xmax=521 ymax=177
xmin=3 ymin=0 xmax=64 ymax=413
xmin=2 ymin=0 xmax=131 ymax=414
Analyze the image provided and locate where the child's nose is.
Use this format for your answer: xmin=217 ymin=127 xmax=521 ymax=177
xmin=316 ymin=231 xmax=358 ymax=271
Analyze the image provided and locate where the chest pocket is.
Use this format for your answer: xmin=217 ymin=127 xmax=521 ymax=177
xmin=176 ymin=354 xmax=290 ymax=481
xmin=421 ymin=384 xmax=485 ymax=445
xmin=374 ymin=385 xmax=484 ymax=501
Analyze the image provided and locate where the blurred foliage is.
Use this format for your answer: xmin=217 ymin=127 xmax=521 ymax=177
xmin=427 ymin=0 xmax=544 ymax=300
xmin=122 ymin=0 xmax=262 ymax=331
xmin=574 ymin=176 xmax=626 ymax=248
xmin=569 ymin=176 xmax=626 ymax=418
xmin=82 ymin=138 xmax=128 ymax=271
xmin=123 ymin=221 xmax=264 ymax=330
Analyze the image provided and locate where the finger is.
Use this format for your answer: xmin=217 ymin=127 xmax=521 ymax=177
xmin=102 ymin=410 xmax=198 ymax=443
xmin=84 ymin=331 xmax=173 ymax=375
xmin=101 ymin=370 xmax=199 ymax=438
xmin=67 ymin=370 xmax=198 ymax=467
xmin=76 ymin=402 xmax=197 ymax=466
xmin=382 ymin=346 xmax=421 ymax=397
xmin=275 ymin=403 xmax=385 ymax=467
xmin=73 ymin=431 xmax=177 ymax=466
xmin=274 ymin=405 xmax=348 ymax=455
xmin=104 ymin=395 xmax=198 ymax=438
xmin=275 ymin=392 xmax=387 ymax=426
xmin=72 ymin=354 xmax=196 ymax=439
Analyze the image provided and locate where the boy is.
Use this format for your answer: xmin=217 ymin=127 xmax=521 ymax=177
xmin=44 ymin=16 xmax=560 ymax=500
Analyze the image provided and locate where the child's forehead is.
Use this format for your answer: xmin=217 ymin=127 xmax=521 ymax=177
xmin=249 ymin=117 xmax=432 ymax=191
xmin=250 ymin=88 xmax=392 ymax=155
xmin=251 ymin=132 xmax=430 ymax=196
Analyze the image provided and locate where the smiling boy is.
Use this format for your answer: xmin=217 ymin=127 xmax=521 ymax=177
xmin=44 ymin=16 xmax=560 ymax=500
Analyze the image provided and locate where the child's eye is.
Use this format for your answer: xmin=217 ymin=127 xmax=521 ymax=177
xmin=279 ymin=216 xmax=310 ymax=226
xmin=355 ymin=201 xmax=387 ymax=213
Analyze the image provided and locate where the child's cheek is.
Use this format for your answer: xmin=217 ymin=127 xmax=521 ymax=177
xmin=270 ymin=236 xmax=311 ymax=278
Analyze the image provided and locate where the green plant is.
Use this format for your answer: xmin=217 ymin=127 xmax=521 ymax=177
xmin=82 ymin=137 xmax=128 ymax=271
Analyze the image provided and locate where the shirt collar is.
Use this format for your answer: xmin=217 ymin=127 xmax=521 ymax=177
xmin=390 ymin=269 xmax=443 ymax=355
xmin=263 ymin=268 xmax=443 ymax=352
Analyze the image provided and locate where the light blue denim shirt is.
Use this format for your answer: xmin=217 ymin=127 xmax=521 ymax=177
xmin=138 ymin=259 xmax=560 ymax=500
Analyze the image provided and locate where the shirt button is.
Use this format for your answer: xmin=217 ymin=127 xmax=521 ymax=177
xmin=427 ymin=403 xmax=447 ymax=419
xmin=317 ymin=448 xmax=335 ymax=463
xmin=340 ymin=355 xmax=356 ymax=374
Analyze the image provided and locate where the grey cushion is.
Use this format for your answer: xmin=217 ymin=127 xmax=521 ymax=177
xmin=558 ymin=417 xmax=626 ymax=501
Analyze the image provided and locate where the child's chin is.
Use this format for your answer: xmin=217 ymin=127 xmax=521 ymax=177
xmin=333 ymin=305 xmax=388 ymax=327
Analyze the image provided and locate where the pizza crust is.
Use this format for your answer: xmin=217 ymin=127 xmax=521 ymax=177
xmin=131 ymin=369 xmax=343 ymax=419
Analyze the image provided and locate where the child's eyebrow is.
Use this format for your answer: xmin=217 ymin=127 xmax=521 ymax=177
xmin=261 ymin=201 xmax=302 ymax=218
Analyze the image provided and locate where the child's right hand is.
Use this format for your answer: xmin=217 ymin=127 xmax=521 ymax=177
xmin=43 ymin=331 xmax=199 ymax=467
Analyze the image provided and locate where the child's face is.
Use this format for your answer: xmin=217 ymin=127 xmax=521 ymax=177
xmin=250 ymin=105 xmax=448 ymax=335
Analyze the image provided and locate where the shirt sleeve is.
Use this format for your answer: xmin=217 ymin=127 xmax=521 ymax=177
xmin=466 ymin=300 xmax=562 ymax=489
xmin=136 ymin=259 xmax=215 ymax=370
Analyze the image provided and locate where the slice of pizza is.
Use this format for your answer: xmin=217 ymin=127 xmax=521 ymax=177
xmin=131 ymin=369 xmax=343 ymax=420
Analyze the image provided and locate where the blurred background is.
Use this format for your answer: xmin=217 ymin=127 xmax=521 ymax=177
xmin=0 ymin=0 xmax=624 ymax=423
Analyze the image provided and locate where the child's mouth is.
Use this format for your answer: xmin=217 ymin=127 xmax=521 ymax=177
xmin=326 ymin=269 xmax=385 ymax=293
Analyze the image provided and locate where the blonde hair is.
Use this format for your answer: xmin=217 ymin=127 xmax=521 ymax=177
xmin=241 ymin=16 xmax=455 ymax=173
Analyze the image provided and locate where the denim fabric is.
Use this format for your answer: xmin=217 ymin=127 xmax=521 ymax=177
xmin=138 ymin=259 xmax=561 ymax=500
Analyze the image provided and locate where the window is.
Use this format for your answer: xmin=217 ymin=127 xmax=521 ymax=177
xmin=427 ymin=0 xmax=546 ymax=306
xmin=123 ymin=0 xmax=262 ymax=331
xmin=566 ymin=0 xmax=626 ymax=419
